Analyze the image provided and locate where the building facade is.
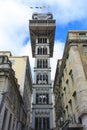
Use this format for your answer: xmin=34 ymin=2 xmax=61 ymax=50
xmin=53 ymin=30 xmax=87 ymax=130
xmin=0 ymin=52 xmax=33 ymax=130
xmin=0 ymin=55 xmax=24 ymax=130
xmin=29 ymin=13 xmax=56 ymax=130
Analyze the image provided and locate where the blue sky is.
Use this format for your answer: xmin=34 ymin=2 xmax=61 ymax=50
xmin=0 ymin=0 xmax=87 ymax=80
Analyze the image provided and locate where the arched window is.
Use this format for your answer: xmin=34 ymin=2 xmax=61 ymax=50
xmin=44 ymin=47 xmax=47 ymax=54
xmin=40 ymin=48 xmax=42 ymax=55
xmin=40 ymin=75 xmax=42 ymax=81
xmin=37 ymin=48 xmax=39 ymax=55
xmin=37 ymin=59 xmax=39 ymax=68
xmin=43 ymin=48 xmax=45 ymax=55
xmin=43 ymin=60 xmax=45 ymax=68
xmin=36 ymin=74 xmax=40 ymax=84
xmin=43 ymin=73 xmax=48 ymax=84
xmin=46 ymin=60 xmax=48 ymax=68
xmin=40 ymin=60 xmax=42 ymax=68
xmin=38 ymin=38 xmax=42 ymax=43
xmin=43 ymin=47 xmax=47 ymax=55
xmin=36 ymin=73 xmax=48 ymax=84
xmin=46 ymin=75 xmax=48 ymax=84
xmin=43 ymin=38 xmax=47 ymax=43
xmin=37 ymin=47 xmax=43 ymax=55
xmin=36 ymin=73 xmax=43 ymax=84
xmin=43 ymin=59 xmax=48 ymax=68
xmin=36 ymin=93 xmax=49 ymax=104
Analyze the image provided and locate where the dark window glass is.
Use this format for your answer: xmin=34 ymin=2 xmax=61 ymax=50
xmin=47 ymin=118 xmax=50 ymax=129
xmin=8 ymin=114 xmax=12 ymax=130
xmin=36 ymin=93 xmax=49 ymax=104
xmin=43 ymin=38 xmax=47 ymax=43
xmin=39 ymin=118 xmax=41 ymax=129
xmin=43 ymin=118 xmax=45 ymax=129
xmin=83 ymin=45 xmax=87 ymax=53
xmin=35 ymin=117 xmax=38 ymax=129
xmin=35 ymin=117 xmax=50 ymax=129
xmin=2 ymin=108 xmax=8 ymax=130
xmin=38 ymin=38 xmax=42 ymax=43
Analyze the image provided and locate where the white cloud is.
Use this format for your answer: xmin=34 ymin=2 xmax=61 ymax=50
xmin=51 ymin=41 xmax=64 ymax=80
xmin=42 ymin=0 xmax=87 ymax=24
xmin=0 ymin=0 xmax=33 ymax=54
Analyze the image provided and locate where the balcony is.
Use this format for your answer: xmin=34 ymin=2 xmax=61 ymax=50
xmin=33 ymin=84 xmax=52 ymax=88
xmin=60 ymin=118 xmax=84 ymax=130
xmin=62 ymin=123 xmax=84 ymax=130
xmin=29 ymin=20 xmax=56 ymax=57
xmin=29 ymin=20 xmax=55 ymax=26
xmin=34 ymin=67 xmax=51 ymax=71
xmin=67 ymin=31 xmax=87 ymax=43
xmin=32 ymin=104 xmax=53 ymax=109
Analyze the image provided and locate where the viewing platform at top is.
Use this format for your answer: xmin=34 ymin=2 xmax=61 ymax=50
xmin=29 ymin=13 xmax=56 ymax=57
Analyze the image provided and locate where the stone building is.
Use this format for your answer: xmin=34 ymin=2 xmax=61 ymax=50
xmin=0 ymin=55 xmax=24 ymax=130
xmin=29 ymin=13 xmax=56 ymax=130
xmin=0 ymin=52 xmax=33 ymax=130
xmin=53 ymin=59 xmax=63 ymax=130
xmin=54 ymin=30 xmax=87 ymax=130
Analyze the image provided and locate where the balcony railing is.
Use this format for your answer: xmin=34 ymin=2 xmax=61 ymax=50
xmin=29 ymin=20 xmax=55 ymax=26
xmin=68 ymin=35 xmax=87 ymax=41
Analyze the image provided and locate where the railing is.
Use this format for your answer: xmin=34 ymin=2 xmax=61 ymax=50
xmin=68 ymin=35 xmax=87 ymax=41
xmin=29 ymin=20 xmax=55 ymax=26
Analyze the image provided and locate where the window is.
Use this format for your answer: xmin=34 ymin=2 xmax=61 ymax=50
xmin=43 ymin=47 xmax=47 ymax=55
xmin=35 ymin=117 xmax=38 ymax=129
xmin=38 ymin=38 xmax=47 ymax=44
xmin=37 ymin=59 xmax=48 ymax=68
xmin=43 ymin=38 xmax=47 ymax=43
xmin=79 ymin=32 xmax=87 ymax=39
xmin=43 ymin=59 xmax=48 ymax=68
xmin=73 ymin=91 xmax=78 ymax=107
xmin=43 ymin=118 xmax=45 ymax=129
xmin=37 ymin=47 xmax=43 ymax=55
xmin=12 ymin=118 xmax=15 ymax=130
xmin=37 ymin=59 xmax=39 ymax=68
xmin=36 ymin=74 xmax=40 ymax=84
xmin=36 ymin=73 xmax=48 ymax=84
xmin=39 ymin=117 xmax=41 ymax=129
xmin=37 ymin=47 xmax=48 ymax=55
xmin=63 ymin=110 xmax=66 ymax=121
xmin=8 ymin=114 xmax=12 ymax=130
xmin=69 ymin=70 xmax=74 ymax=82
xmin=79 ymin=32 xmax=86 ymax=35
xmin=2 ymin=108 xmax=8 ymax=130
xmin=66 ymin=79 xmax=70 ymax=93
xmin=69 ymin=100 xmax=73 ymax=114
xmin=83 ymin=45 xmax=87 ymax=53
xmin=47 ymin=117 xmax=50 ymax=129
xmin=66 ymin=106 xmax=68 ymax=119
xmin=35 ymin=117 xmax=50 ymax=129
xmin=36 ymin=93 xmax=49 ymax=104
xmin=40 ymin=60 xmax=42 ymax=68
xmin=38 ymin=38 xmax=42 ymax=43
